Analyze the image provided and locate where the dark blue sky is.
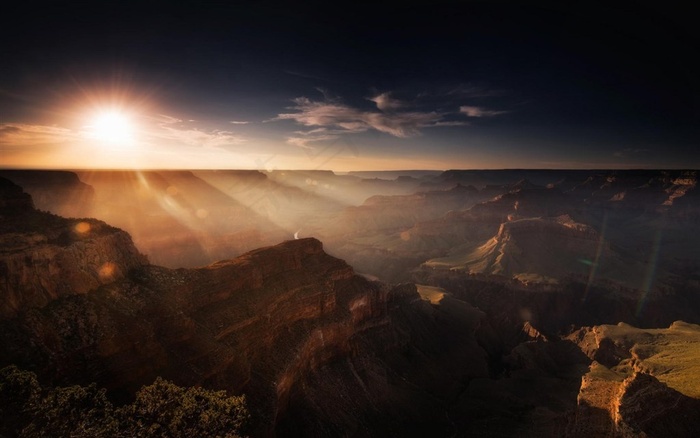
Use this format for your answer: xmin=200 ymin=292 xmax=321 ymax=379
xmin=1 ymin=1 xmax=698 ymax=170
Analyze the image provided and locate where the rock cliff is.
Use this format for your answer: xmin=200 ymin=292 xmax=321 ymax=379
xmin=0 ymin=180 xmax=492 ymax=435
xmin=0 ymin=178 xmax=147 ymax=318
xmin=568 ymin=322 xmax=700 ymax=437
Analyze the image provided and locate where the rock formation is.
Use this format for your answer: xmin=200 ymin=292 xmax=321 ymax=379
xmin=2 ymin=174 xmax=700 ymax=437
xmin=0 ymin=178 xmax=147 ymax=318
xmin=0 ymin=179 xmax=492 ymax=435
xmin=425 ymin=215 xmax=644 ymax=287
xmin=568 ymin=322 xmax=700 ymax=437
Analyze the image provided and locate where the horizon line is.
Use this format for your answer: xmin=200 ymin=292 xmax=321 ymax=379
xmin=1 ymin=166 xmax=698 ymax=173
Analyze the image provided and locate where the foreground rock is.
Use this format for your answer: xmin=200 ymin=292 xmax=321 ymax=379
xmin=569 ymin=322 xmax=700 ymax=437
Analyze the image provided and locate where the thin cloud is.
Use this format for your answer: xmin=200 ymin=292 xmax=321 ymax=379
xmin=0 ymin=123 xmax=79 ymax=149
xmin=431 ymin=121 xmax=468 ymax=127
xmin=460 ymin=105 xmax=508 ymax=117
xmin=0 ymin=123 xmax=85 ymax=167
xmin=315 ymin=87 xmax=340 ymax=102
xmin=0 ymin=125 xmax=22 ymax=135
xmin=276 ymin=96 xmax=447 ymax=139
xmin=287 ymin=134 xmax=339 ymax=149
xmin=369 ymin=92 xmax=404 ymax=112
xmin=149 ymin=114 xmax=247 ymax=148
xmin=154 ymin=114 xmax=183 ymax=125
xmin=230 ymin=120 xmax=250 ymax=125
xmin=154 ymin=127 xmax=246 ymax=149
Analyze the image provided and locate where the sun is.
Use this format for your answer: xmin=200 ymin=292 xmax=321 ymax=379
xmin=87 ymin=110 xmax=135 ymax=144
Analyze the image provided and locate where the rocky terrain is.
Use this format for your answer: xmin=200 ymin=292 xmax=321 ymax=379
xmin=3 ymin=169 xmax=697 ymax=288
xmin=0 ymin=177 xmax=491 ymax=435
xmin=569 ymin=322 xmax=700 ymax=437
xmin=2 ymin=170 xmax=700 ymax=436
xmin=326 ymin=170 xmax=699 ymax=287
xmin=424 ymin=215 xmax=643 ymax=286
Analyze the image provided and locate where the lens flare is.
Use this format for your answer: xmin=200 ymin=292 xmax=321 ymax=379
xmin=582 ymin=213 xmax=608 ymax=302
xmin=636 ymin=229 xmax=664 ymax=317
xmin=74 ymin=221 xmax=91 ymax=234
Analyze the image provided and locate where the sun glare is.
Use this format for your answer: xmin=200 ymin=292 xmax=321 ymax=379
xmin=87 ymin=110 xmax=134 ymax=144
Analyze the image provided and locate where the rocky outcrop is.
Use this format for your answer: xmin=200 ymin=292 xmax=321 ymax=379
xmin=0 ymin=234 xmax=494 ymax=435
xmin=0 ymin=178 xmax=147 ymax=318
xmin=0 ymin=226 xmax=147 ymax=318
xmin=571 ymin=369 xmax=700 ymax=438
xmin=567 ymin=322 xmax=700 ymax=437
xmin=615 ymin=372 xmax=700 ymax=437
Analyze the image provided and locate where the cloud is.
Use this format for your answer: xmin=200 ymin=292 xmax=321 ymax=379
xmin=287 ymin=134 xmax=339 ymax=149
xmin=273 ymin=88 xmax=509 ymax=149
xmin=459 ymin=105 xmax=508 ymax=117
xmin=369 ymin=92 xmax=404 ymax=111
xmin=0 ymin=125 xmax=21 ymax=135
xmin=0 ymin=123 xmax=87 ymax=167
xmin=147 ymin=114 xmax=246 ymax=149
xmin=230 ymin=120 xmax=250 ymax=125
xmin=276 ymin=96 xmax=449 ymax=141
xmin=153 ymin=114 xmax=183 ymax=125
xmin=431 ymin=121 xmax=468 ymax=127
xmin=155 ymin=127 xmax=246 ymax=149
xmin=0 ymin=123 xmax=79 ymax=150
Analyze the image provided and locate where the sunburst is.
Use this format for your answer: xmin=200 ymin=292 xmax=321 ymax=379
xmin=86 ymin=109 xmax=134 ymax=144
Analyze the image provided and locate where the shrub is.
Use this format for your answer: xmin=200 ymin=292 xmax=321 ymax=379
xmin=0 ymin=366 xmax=248 ymax=437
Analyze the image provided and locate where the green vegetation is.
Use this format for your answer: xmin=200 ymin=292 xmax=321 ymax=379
xmin=0 ymin=366 xmax=248 ymax=437
xmin=595 ymin=322 xmax=700 ymax=399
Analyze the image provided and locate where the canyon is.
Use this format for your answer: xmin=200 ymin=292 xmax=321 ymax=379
xmin=1 ymin=170 xmax=700 ymax=436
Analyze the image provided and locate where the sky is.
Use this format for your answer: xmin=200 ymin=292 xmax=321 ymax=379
xmin=1 ymin=1 xmax=698 ymax=171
